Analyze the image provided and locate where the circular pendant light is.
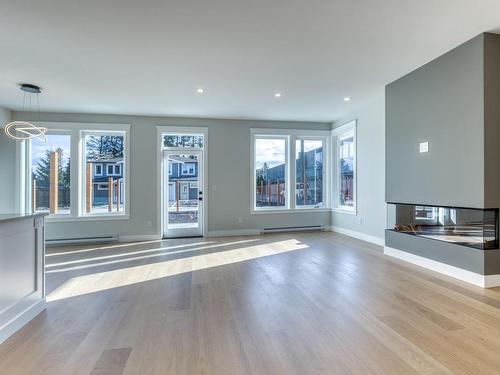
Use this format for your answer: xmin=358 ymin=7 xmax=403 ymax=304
xmin=3 ymin=84 xmax=48 ymax=143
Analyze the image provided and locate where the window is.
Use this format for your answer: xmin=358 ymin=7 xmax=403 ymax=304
xmin=84 ymin=134 xmax=126 ymax=215
xmin=164 ymin=134 xmax=204 ymax=148
xmin=181 ymin=163 xmax=195 ymax=175
xmin=295 ymin=139 xmax=324 ymax=208
xmin=30 ymin=134 xmax=71 ymax=215
xmin=251 ymin=129 xmax=329 ymax=212
xmin=254 ymin=137 xmax=287 ymax=209
xmin=333 ymin=121 xmax=356 ymax=212
xmin=106 ymin=164 xmax=121 ymax=176
xmin=94 ymin=164 xmax=103 ymax=176
xmin=22 ymin=123 xmax=129 ymax=220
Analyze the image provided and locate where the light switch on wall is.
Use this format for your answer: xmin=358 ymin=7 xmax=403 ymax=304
xmin=419 ymin=141 xmax=429 ymax=153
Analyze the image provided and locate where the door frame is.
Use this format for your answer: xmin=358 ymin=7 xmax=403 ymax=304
xmin=162 ymin=149 xmax=203 ymax=238
xmin=156 ymin=126 xmax=208 ymax=238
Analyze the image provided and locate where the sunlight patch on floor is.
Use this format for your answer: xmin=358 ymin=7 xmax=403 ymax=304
xmin=47 ymin=239 xmax=308 ymax=302
xmin=46 ymin=239 xmax=260 ymax=272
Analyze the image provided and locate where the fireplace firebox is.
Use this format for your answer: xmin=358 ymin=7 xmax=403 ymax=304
xmin=387 ymin=203 xmax=498 ymax=250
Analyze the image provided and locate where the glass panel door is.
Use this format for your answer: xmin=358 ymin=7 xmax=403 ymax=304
xmin=163 ymin=150 xmax=203 ymax=238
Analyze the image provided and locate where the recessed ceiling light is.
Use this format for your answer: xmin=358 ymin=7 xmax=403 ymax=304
xmin=343 ymin=96 xmax=352 ymax=102
xmin=197 ymin=88 xmax=204 ymax=94
xmin=274 ymin=92 xmax=282 ymax=98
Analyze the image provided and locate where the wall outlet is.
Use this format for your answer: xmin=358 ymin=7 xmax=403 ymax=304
xmin=419 ymin=141 xmax=429 ymax=153
xmin=238 ymin=216 xmax=243 ymax=224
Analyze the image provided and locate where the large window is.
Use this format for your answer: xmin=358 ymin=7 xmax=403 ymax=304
xmin=295 ymin=139 xmax=324 ymax=208
xmin=23 ymin=123 xmax=129 ymax=219
xmin=252 ymin=129 xmax=329 ymax=212
xmin=333 ymin=121 xmax=356 ymax=212
xmin=30 ymin=134 xmax=71 ymax=215
xmin=254 ymin=137 xmax=287 ymax=208
xmin=84 ymin=133 xmax=126 ymax=215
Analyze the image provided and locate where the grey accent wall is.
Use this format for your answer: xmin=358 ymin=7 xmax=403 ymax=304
xmin=0 ymin=107 xmax=16 ymax=214
xmin=386 ymin=34 xmax=485 ymax=208
xmin=331 ymin=89 xmax=386 ymax=240
xmin=12 ymin=111 xmax=331 ymax=240
xmin=483 ymin=33 xmax=500 ymax=208
xmin=385 ymin=33 xmax=500 ymax=276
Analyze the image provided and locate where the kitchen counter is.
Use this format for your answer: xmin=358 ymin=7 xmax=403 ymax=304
xmin=0 ymin=212 xmax=46 ymax=343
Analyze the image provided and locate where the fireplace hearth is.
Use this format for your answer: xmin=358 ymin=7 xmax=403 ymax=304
xmin=387 ymin=203 xmax=498 ymax=250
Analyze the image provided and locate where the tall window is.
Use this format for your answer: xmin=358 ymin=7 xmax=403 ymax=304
xmin=333 ymin=121 xmax=356 ymax=212
xmin=84 ymin=133 xmax=125 ymax=215
xmin=254 ymin=137 xmax=287 ymax=208
xmin=31 ymin=134 xmax=71 ymax=215
xmin=295 ymin=139 xmax=324 ymax=208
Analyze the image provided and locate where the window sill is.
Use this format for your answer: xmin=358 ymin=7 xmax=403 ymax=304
xmin=251 ymin=208 xmax=331 ymax=215
xmin=332 ymin=207 xmax=357 ymax=215
xmin=46 ymin=214 xmax=130 ymax=223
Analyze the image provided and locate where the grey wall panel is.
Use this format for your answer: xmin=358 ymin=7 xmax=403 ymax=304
xmin=386 ymin=34 xmax=485 ymax=208
xmin=0 ymin=107 xmax=16 ymax=214
xmin=385 ymin=230 xmax=485 ymax=274
xmin=483 ymin=33 xmax=500 ymax=208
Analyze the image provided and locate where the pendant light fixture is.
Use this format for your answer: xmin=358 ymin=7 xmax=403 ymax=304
xmin=3 ymin=84 xmax=48 ymax=143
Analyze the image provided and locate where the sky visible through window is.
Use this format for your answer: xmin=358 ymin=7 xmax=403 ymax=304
xmin=255 ymin=139 xmax=285 ymax=169
xmin=31 ymin=134 xmax=71 ymax=166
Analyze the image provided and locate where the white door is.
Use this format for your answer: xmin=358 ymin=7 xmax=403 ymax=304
xmin=163 ymin=150 xmax=203 ymax=238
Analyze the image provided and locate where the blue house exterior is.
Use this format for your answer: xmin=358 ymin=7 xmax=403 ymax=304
xmin=167 ymin=156 xmax=199 ymax=201
xmin=88 ymin=158 xmax=124 ymax=205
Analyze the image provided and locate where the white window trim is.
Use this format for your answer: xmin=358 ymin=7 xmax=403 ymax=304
xmin=94 ymin=163 xmax=103 ymax=176
xmin=250 ymin=128 xmax=330 ymax=214
xmin=156 ymin=126 xmax=209 ymax=238
xmin=106 ymin=163 xmax=121 ymax=176
xmin=17 ymin=122 xmax=131 ymax=221
xmin=331 ymin=120 xmax=357 ymax=215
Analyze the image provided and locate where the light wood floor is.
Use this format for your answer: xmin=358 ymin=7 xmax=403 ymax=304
xmin=2 ymin=232 xmax=500 ymax=374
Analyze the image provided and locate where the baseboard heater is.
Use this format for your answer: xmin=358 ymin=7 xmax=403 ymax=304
xmin=46 ymin=235 xmax=118 ymax=246
xmin=262 ymin=225 xmax=325 ymax=234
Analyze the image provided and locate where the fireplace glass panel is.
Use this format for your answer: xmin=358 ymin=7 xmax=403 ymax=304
xmin=387 ymin=203 xmax=498 ymax=250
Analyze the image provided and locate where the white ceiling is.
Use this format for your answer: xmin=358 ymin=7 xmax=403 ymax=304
xmin=1 ymin=0 xmax=500 ymax=122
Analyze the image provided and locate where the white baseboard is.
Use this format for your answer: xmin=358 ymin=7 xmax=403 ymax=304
xmin=118 ymin=234 xmax=161 ymax=242
xmin=328 ymin=225 xmax=385 ymax=246
xmin=384 ymin=246 xmax=500 ymax=288
xmin=207 ymin=229 xmax=261 ymax=237
xmin=0 ymin=299 xmax=46 ymax=344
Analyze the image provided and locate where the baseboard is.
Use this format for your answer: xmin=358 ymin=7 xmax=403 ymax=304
xmin=207 ymin=229 xmax=261 ymax=237
xmin=384 ymin=246 xmax=500 ymax=288
xmin=118 ymin=234 xmax=161 ymax=242
xmin=0 ymin=299 xmax=46 ymax=344
xmin=328 ymin=225 xmax=385 ymax=246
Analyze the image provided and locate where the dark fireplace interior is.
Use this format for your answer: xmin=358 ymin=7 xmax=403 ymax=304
xmin=387 ymin=203 xmax=498 ymax=250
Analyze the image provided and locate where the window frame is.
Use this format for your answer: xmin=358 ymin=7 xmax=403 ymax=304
xmin=94 ymin=163 xmax=103 ymax=176
xmin=294 ymin=136 xmax=327 ymax=210
xmin=181 ymin=163 xmax=195 ymax=176
xmin=28 ymin=130 xmax=73 ymax=218
xmin=250 ymin=128 xmax=330 ymax=214
xmin=18 ymin=122 xmax=130 ymax=222
xmin=82 ymin=129 xmax=129 ymax=218
xmin=331 ymin=120 xmax=357 ymax=215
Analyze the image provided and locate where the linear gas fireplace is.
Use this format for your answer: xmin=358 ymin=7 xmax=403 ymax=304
xmin=387 ymin=203 xmax=498 ymax=250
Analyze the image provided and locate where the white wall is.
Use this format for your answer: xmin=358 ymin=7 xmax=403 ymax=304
xmin=12 ymin=111 xmax=331 ymax=240
xmin=331 ymin=89 xmax=385 ymax=242
xmin=0 ymin=107 xmax=16 ymax=213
